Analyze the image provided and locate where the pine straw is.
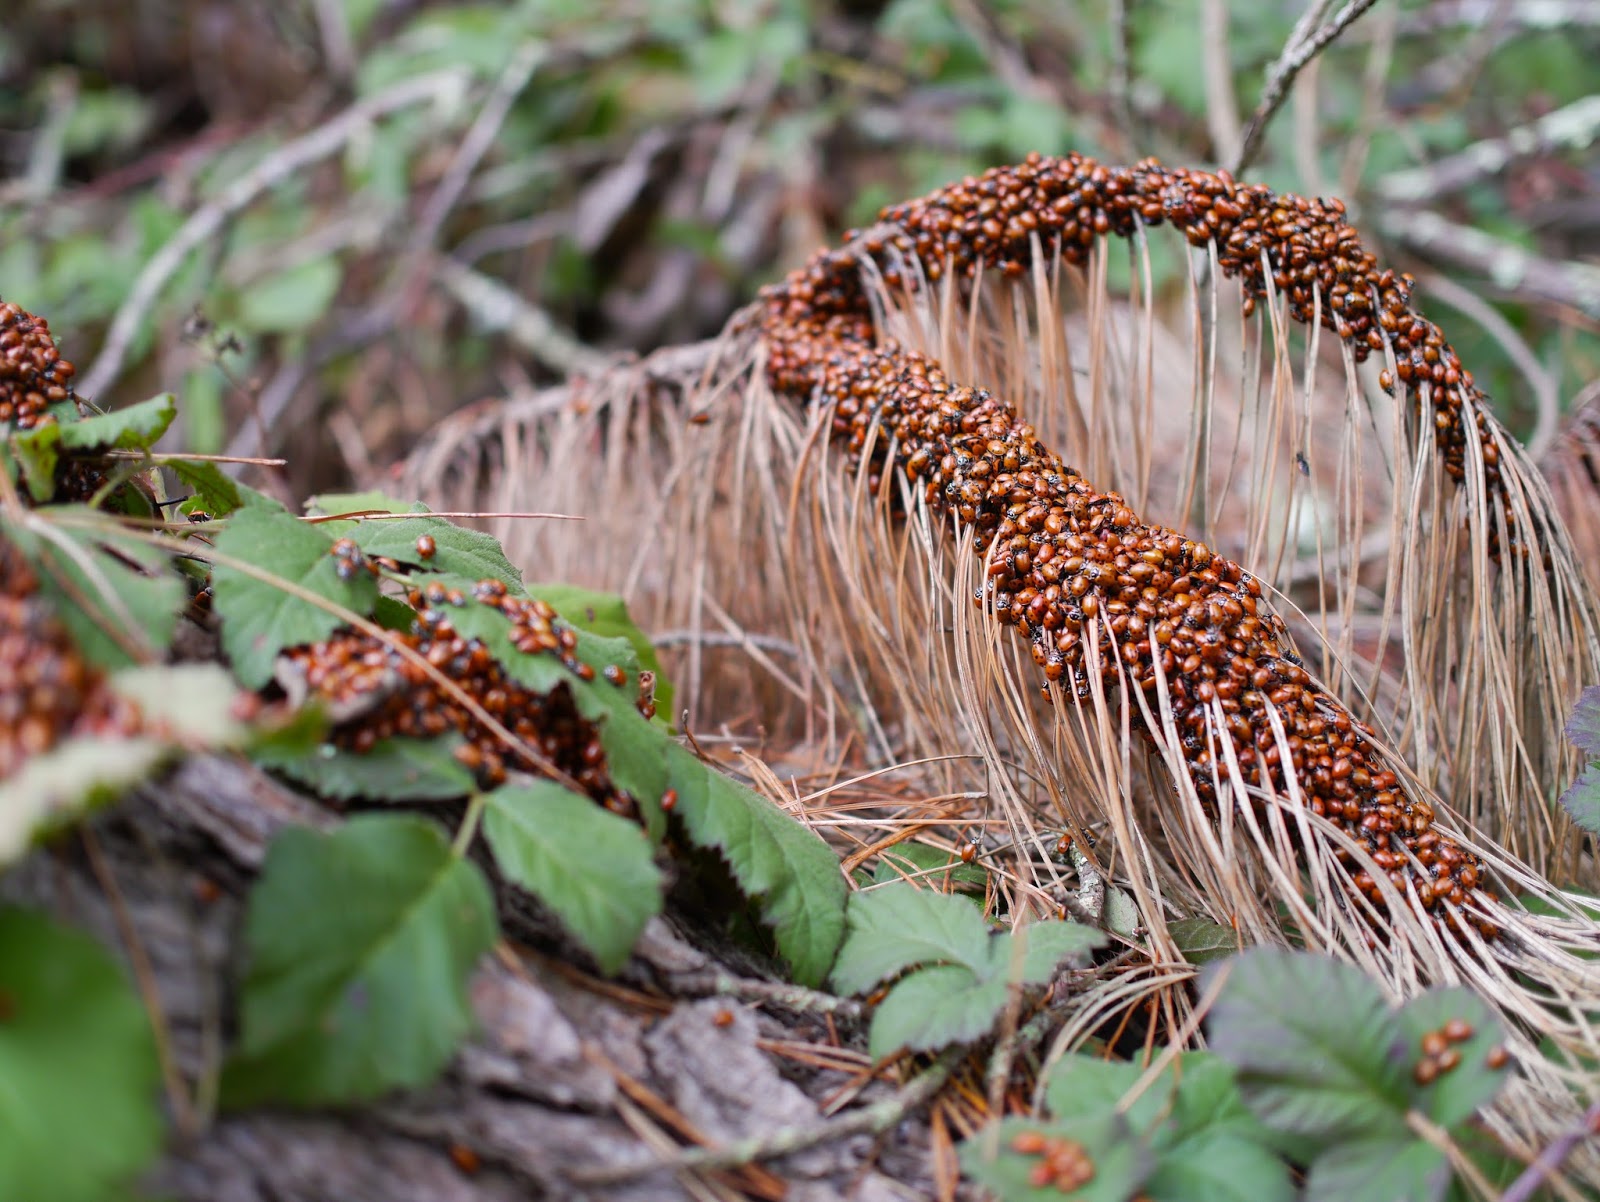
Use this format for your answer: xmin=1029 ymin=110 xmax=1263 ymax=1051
xmin=397 ymin=221 xmax=1600 ymax=1192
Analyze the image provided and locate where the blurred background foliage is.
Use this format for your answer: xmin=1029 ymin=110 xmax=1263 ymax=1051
xmin=0 ymin=0 xmax=1596 ymax=496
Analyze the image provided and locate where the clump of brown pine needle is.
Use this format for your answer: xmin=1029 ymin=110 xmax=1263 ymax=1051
xmin=400 ymin=155 xmax=1600 ymax=1189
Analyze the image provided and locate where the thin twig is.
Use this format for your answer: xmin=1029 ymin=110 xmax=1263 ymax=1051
xmin=432 ymin=258 xmax=608 ymax=375
xmin=79 ymin=69 xmax=469 ymax=400
xmin=1108 ymin=0 xmax=1136 ymax=145
xmin=1199 ymin=0 xmax=1242 ymax=167
xmin=1378 ymin=95 xmax=1600 ymax=205
xmin=399 ymin=42 xmax=545 ymax=288
xmin=668 ymin=970 xmax=866 ymax=1022
xmin=1499 ymin=1100 xmax=1600 ymax=1202
xmin=574 ymin=1047 xmax=963 ymax=1184
xmin=1231 ymin=0 xmax=1381 ymax=175
xmin=81 ymin=827 xmax=197 ymax=1138
xmin=1378 ymin=208 xmax=1600 ymax=319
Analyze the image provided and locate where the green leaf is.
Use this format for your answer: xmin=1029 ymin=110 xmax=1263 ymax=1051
xmin=256 ymin=736 xmax=477 ymax=802
xmin=829 ymin=880 xmax=995 ymax=996
xmin=1169 ymin=916 xmax=1243 ymax=964
xmin=1566 ymin=687 xmax=1600 ymax=757
xmin=1012 ymin=919 xmax=1106 ymax=984
xmin=1204 ymin=949 xmax=1408 ymax=1145
xmin=962 ymin=1114 xmax=1153 ymax=1202
xmin=10 ymin=421 xmax=60 ymax=501
xmin=57 ymin=394 xmax=176 ymax=452
xmin=868 ymin=963 xmax=1008 ymax=1059
xmin=0 ymin=908 xmax=163 ymax=1202
xmin=0 ymin=664 xmax=247 ymax=863
xmin=872 ymin=840 xmax=987 ymax=891
xmin=166 ymin=459 xmax=243 ymax=517
xmin=666 ymin=744 xmax=846 ymax=988
xmin=211 ymin=505 xmax=378 ymax=688
xmin=237 ymin=257 xmax=342 ymax=333
xmin=1144 ymin=1131 xmax=1296 ymax=1202
xmin=1394 ymin=988 xmax=1509 ymax=1127
xmin=581 ymin=696 xmax=668 ymax=835
xmin=483 ymin=781 xmax=663 ymax=974
xmin=306 ymin=490 xmax=423 ymax=516
xmin=1044 ymin=1053 xmax=1151 ymax=1124
xmin=1557 ymin=762 xmax=1600 ymax=835
xmin=9 ymin=511 xmax=182 ymax=669
xmin=531 ymin=582 xmax=673 ymax=719
xmin=349 ymin=516 xmax=524 ymax=587
xmin=224 ymin=815 xmax=497 ymax=1107
xmin=1304 ymin=1135 xmax=1451 ymax=1202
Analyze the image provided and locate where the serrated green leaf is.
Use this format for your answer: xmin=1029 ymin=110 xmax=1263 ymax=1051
xmin=1204 ymin=949 xmax=1408 ymax=1146
xmin=211 ymin=506 xmax=378 ymax=688
xmin=1144 ymin=1131 xmax=1296 ymax=1202
xmin=666 ymin=744 xmax=846 ymax=987
xmin=0 ymin=737 xmax=168 ymax=864
xmin=1304 ymin=1135 xmax=1451 ymax=1202
xmin=372 ymin=593 xmax=418 ymax=631
xmin=873 ymin=840 xmax=987 ymax=891
xmin=532 ymin=582 xmax=672 ymax=720
xmin=237 ymin=257 xmax=341 ymax=333
xmin=353 ymin=516 xmax=524 ymax=589
xmin=830 ymin=880 xmax=995 ymax=996
xmin=1169 ymin=916 xmax=1243 ymax=964
xmin=1557 ymin=762 xmax=1600 ymax=835
xmin=306 ymin=490 xmax=424 ymax=516
xmin=0 ymin=664 xmax=247 ymax=863
xmin=57 ymin=394 xmax=176 ymax=452
xmin=1012 ymin=919 xmax=1105 ymax=984
xmin=868 ymin=963 xmax=1008 ymax=1058
xmin=1394 ymin=988 xmax=1509 ymax=1127
xmin=421 ymin=581 xmax=571 ymax=695
xmin=10 ymin=421 xmax=60 ymax=501
xmin=581 ymin=695 xmax=667 ymax=837
xmin=483 ymin=781 xmax=663 ymax=974
xmin=962 ymin=1114 xmax=1153 ymax=1202
xmin=1565 ymin=687 xmax=1600 ymax=756
xmin=9 ymin=512 xmax=181 ymax=669
xmin=0 ymin=908 xmax=163 ymax=1202
xmin=223 ymin=815 xmax=497 ymax=1107
xmin=166 ymin=459 xmax=243 ymax=517
xmin=1044 ymin=1053 xmax=1151 ymax=1125
xmin=256 ymin=736 xmax=476 ymax=802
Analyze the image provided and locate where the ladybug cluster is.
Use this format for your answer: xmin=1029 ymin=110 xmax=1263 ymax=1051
xmin=1009 ymin=1129 xmax=1097 ymax=1192
xmin=0 ymin=536 xmax=142 ymax=781
xmin=762 ymin=152 xmax=1513 ymax=528
xmin=1411 ymin=1017 xmax=1509 ymax=1085
xmin=758 ymin=155 xmax=1498 ymax=939
xmin=0 ymin=298 xmax=76 ymax=431
xmin=282 ymin=577 xmax=637 ymax=813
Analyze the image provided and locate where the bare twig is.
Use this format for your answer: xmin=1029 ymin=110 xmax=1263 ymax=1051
xmin=1108 ymin=0 xmax=1136 ymax=145
xmin=1199 ymin=0 xmax=1242 ymax=167
xmin=1378 ymin=95 xmax=1600 ymax=205
xmin=400 ymin=42 xmax=545 ymax=284
xmin=1379 ymin=208 xmax=1600 ymax=319
xmin=1398 ymin=0 xmax=1600 ymax=34
xmin=79 ymin=69 xmax=470 ymax=400
xmin=1232 ymin=0 xmax=1381 ymax=175
xmin=1498 ymin=1100 xmax=1600 ymax=1202
xmin=431 ymin=258 xmax=608 ymax=375
xmin=574 ymin=1047 xmax=963 ymax=1183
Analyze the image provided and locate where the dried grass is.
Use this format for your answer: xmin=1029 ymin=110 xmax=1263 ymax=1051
xmin=396 ymin=218 xmax=1600 ymax=1193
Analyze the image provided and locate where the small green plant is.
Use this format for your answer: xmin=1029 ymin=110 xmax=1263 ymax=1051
xmin=1 ymin=384 xmax=849 ymax=1184
xmin=830 ymin=881 xmax=1104 ymax=1060
xmin=963 ymin=948 xmax=1529 ymax=1202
